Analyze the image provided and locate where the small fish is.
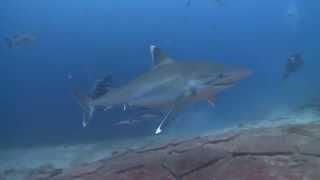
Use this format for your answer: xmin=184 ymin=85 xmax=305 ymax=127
xmin=283 ymin=53 xmax=304 ymax=80
xmin=138 ymin=113 xmax=160 ymax=119
xmin=67 ymin=73 xmax=73 ymax=80
xmin=113 ymin=108 xmax=163 ymax=126
xmin=185 ymin=0 xmax=191 ymax=7
xmin=115 ymin=119 xmax=145 ymax=126
xmin=113 ymin=120 xmax=132 ymax=126
xmin=114 ymin=118 xmax=158 ymax=126
xmin=5 ymin=33 xmax=36 ymax=48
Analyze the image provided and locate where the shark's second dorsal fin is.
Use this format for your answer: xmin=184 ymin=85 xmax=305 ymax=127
xmin=150 ymin=45 xmax=174 ymax=68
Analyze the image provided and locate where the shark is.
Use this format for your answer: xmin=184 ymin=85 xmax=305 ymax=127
xmin=73 ymin=45 xmax=252 ymax=134
xmin=283 ymin=53 xmax=304 ymax=80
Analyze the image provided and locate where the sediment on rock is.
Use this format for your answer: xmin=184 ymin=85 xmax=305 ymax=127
xmin=24 ymin=122 xmax=320 ymax=180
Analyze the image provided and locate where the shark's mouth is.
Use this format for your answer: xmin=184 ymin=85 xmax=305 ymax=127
xmin=212 ymin=81 xmax=234 ymax=87
xmin=206 ymin=79 xmax=235 ymax=87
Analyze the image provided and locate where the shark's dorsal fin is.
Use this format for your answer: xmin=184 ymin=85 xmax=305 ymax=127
xmin=150 ymin=45 xmax=174 ymax=68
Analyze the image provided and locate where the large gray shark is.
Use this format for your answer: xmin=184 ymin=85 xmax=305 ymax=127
xmin=74 ymin=45 xmax=252 ymax=134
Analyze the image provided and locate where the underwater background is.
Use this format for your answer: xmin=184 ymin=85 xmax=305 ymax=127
xmin=1 ymin=0 xmax=320 ymax=150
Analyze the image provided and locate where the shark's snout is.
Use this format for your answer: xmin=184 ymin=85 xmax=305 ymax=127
xmin=232 ymin=68 xmax=253 ymax=81
xmin=210 ymin=67 xmax=252 ymax=87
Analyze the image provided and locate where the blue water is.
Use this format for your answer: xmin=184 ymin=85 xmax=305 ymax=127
xmin=1 ymin=0 xmax=319 ymax=148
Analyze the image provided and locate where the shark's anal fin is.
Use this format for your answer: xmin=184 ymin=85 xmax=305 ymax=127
xmin=155 ymin=92 xmax=190 ymax=135
xmin=90 ymin=75 xmax=112 ymax=99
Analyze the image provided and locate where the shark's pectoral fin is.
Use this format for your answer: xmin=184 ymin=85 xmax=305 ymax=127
xmin=72 ymin=91 xmax=95 ymax=127
xmin=155 ymin=93 xmax=190 ymax=135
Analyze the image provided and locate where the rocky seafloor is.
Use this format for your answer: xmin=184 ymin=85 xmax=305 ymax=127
xmin=2 ymin=103 xmax=320 ymax=180
xmin=18 ymin=120 xmax=320 ymax=180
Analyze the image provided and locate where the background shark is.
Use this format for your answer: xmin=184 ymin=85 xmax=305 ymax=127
xmin=74 ymin=45 xmax=252 ymax=134
xmin=283 ymin=53 xmax=304 ymax=80
xmin=4 ymin=33 xmax=36 ymax=48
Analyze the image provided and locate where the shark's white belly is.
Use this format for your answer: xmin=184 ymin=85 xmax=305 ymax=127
xmin=127 ymin=85 xmax=183 ymax=108
xmin=111 ymin=73 xmax=183 ymax=108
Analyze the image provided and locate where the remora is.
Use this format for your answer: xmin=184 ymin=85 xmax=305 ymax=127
xmin=73 ymin=45 xmax=252 ymax=134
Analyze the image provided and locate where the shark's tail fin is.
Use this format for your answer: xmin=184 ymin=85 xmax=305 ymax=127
xmin=73 ymin=91 xmax=95 ymax=127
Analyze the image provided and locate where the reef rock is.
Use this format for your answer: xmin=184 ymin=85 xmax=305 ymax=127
xmin=29 ymin=122 xmax=320 ymax=180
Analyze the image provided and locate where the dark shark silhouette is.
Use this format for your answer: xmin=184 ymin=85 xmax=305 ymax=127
xmin=283 ymin=53 xmax=304 ymax=80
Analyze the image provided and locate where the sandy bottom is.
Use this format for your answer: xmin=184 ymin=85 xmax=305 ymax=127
xmin=1 ymin=109 xmax=319 ymax=180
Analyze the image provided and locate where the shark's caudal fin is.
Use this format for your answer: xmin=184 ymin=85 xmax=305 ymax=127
xmin=73 ymin=91 xmax=95 ymax=127
xmin=150 ymin=45 xmax=174 ymax=68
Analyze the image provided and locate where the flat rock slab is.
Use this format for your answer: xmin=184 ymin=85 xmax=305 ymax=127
xmin=230 ymin=135 xmax=298 ymax=155
xmin=299 ymin=139 xmax=320 ymax=156
xmin=163 ymin=147 xmax=227 ymax=177
xmin=28 ymin=122 xmax=320 ymax=180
